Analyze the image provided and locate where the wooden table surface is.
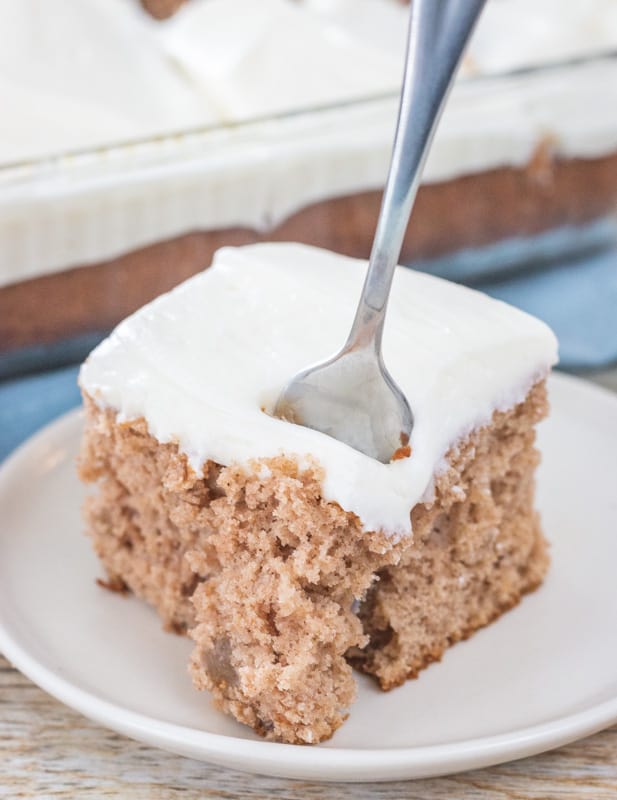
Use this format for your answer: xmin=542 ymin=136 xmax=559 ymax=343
xmin=2 ymin=368 xmax=617 ymax=799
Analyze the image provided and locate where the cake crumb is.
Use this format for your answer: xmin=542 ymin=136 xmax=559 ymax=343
xmin=96 ymin=576 xmax=129 ymax=595
xmin=391 ymin=445 xmax=412 ymax=462
xmin=526 ymin=134 xmax=559 ymax=187
xmin=140 ymin=0 xmax=185 ymax=19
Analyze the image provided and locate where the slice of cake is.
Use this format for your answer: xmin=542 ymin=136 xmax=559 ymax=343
xmin=78 ymin=242 xmax=558 ymax=743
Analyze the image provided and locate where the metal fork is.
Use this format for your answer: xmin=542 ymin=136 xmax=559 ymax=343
xmin=275 ymin=0 xmax=487 ymax=462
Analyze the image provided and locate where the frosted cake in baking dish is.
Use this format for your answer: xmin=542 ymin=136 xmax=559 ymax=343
xmin=2 ymin=0 xmax=616 ymax=362
xmin=79 ymin=243 xmax=558 ymax=743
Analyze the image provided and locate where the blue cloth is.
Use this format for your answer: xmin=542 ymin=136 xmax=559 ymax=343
xmin=0 ymin=332 xmax=105 ymax=382
xmin=0 ymin=365 xmax=80 ymax=462
xmin=478 ymin=247 xmax=617 ymax=369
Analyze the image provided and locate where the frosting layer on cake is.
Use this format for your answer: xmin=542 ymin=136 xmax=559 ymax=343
xmin=2 ymin=0 xmax=617 ymax=167
xmin=79 ymin=243 xmax=558 ymax=537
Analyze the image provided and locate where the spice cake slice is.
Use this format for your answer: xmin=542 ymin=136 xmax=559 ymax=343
xmin=79 ymin=242 xmax=557 ymax=743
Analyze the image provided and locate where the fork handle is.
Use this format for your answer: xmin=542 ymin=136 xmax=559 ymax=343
xmin=347 ymin=0 xmax=487 ymax=351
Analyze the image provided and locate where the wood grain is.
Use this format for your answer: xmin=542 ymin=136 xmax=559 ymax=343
xmin=1 ymin=655 xmax=616 ymax=799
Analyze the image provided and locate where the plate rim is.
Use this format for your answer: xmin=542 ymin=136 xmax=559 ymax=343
xmin=1 ymin=371 xmax=617 ymax=782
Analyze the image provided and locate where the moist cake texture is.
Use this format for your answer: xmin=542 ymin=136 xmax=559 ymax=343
xmin=79 ymin=242 xmax=558 ymax=743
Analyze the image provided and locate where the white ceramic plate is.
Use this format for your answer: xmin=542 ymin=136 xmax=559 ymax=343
xmin=1 ymin=372 xmax=616 ymax=782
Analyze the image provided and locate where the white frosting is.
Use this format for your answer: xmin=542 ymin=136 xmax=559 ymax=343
xmin=79 ymin=243 xmax=558 ymax=538
xmin=156 ymin=0 xmax=402 ymax=120
xmin=303 ymin=0 xmax=617 ymax=74
xmin=2 ymin=0 xmax=617 ymax=287
xmin=0 ymin=0 xmax=212 ymax=162
xmin=2 ymin=0 xmax=617 ymax=164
